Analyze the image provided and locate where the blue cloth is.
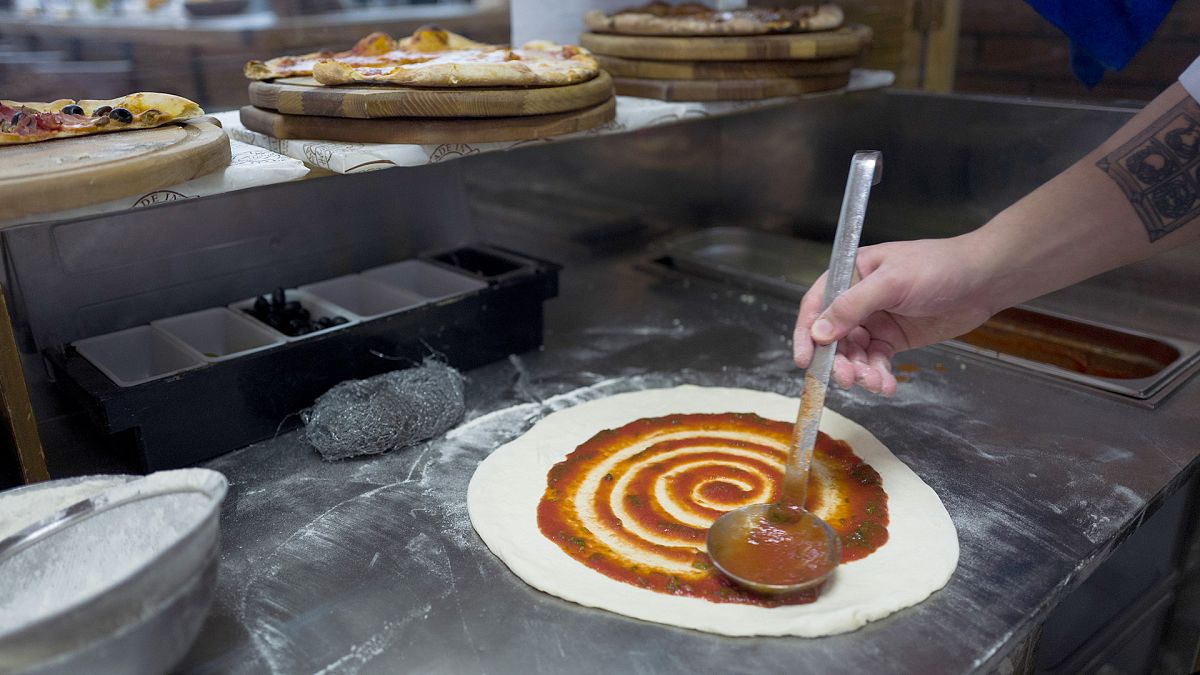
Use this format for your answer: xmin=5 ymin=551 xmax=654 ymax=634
xmin=1024 ymin=0 xmax=1177 ymax=86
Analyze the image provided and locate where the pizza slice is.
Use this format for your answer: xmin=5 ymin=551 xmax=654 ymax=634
xmin=244 ymin=26 xmax=496 ymax=81
xmin=585 ymin=2 xmax=845 ymax=36
xmin=0 ymin=92 xmax=203 ymax=146
xmin=311 ymin=42 xmax=600 ymax=88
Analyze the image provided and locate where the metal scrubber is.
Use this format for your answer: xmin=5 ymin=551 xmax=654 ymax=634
xmin=301 ymin=359 xmax=465 ymax=462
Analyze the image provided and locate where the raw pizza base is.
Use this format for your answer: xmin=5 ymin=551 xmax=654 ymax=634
xmin=467 ymin=385 xmax=958 ymax=637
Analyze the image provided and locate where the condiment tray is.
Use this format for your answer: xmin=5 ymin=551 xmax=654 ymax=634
xmin=49 ymin=244 xmax=560 ymax=470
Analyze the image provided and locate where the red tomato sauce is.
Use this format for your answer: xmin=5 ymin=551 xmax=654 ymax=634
xmin=708 ymin=504 xmax=839 ymax=587
xmin=536 ymin=412 xmax=889 ymax=607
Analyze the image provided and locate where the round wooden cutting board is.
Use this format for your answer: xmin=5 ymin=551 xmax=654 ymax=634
xmin=248 ymin=71 xmax=615 ymax=119
xmin=0 ymin=119 xmax=230 ymax=222
xmin=613 ymin=74 xmax=850 ymax=101
xmin=239 ymin=97 xmax=616 ymax=144
xmin=596 ymin=54 xmax=856 ymax=80
xmin=580 ymin=24 xmax=871 ymax=61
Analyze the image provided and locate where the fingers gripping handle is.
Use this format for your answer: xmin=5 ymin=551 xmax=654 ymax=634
xmin=784 ymin=151 xmax=882 ymax=505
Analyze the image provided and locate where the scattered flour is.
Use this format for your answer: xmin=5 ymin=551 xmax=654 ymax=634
xmin=236 ymin=376 xmax=691 ymax=672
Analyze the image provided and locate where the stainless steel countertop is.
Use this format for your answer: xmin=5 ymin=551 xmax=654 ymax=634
xmin=179 ymin=244 xmax=1200 ymax=674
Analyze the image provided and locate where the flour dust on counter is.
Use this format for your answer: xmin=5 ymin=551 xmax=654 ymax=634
xmin=468 ymin=385 xmax=960 ymax=636
xmin=229 ymin=376 xmax=657 ymax=673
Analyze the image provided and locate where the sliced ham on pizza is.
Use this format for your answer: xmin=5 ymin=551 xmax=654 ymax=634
xmin=0 ymin=92 xmax=203 ymax=146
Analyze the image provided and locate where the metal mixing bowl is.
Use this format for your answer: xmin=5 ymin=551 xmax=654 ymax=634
xmin=0 ymin=469 xmax=228 ymax=675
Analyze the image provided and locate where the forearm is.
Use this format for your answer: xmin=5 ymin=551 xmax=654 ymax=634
xmin=966 ymin=82 xmax=1200 ymax=313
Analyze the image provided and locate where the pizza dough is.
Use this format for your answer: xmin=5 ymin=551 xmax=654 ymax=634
xmin=467 ymin=385 xmax=958 ymax=637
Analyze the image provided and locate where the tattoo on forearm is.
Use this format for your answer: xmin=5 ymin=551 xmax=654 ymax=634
xmin=1096 ymin=96 xmax=1200 ymax=242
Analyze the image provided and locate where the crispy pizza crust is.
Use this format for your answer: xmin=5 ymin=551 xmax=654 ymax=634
xmin=0 ymin=92 xmax=203 ymax=145
xmin=244 ymin=27 xmax=494 ymax=81
xmin=585 ymin=2 xmax=844 ymax=36
xmin=311 ymin=44 xmax=600 ymax=88
xmin=1 ymin=92 xmax=202 ymax=118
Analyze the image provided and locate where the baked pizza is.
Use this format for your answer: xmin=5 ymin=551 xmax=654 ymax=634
xmin=244 ymin=26 xmax=494 ymax=81
xmin=585 ymin=2 xmax=844 ymax=36
xmin=246 ymin=26 xmax=598 ymax=88
xmin=312 ymin=41 xmax=599 ymax=88
xmin=0 ymin=92 xmax=203 ymax=146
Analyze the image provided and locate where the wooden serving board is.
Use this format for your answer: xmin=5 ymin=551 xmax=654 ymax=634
xmin=240 ymin=97 xmax=616 ymax=144
xmin=0 ymin=119 xmax=230 ymax=223
xmin=248 ymin=71 xmax=615 ymax=119
xmin=596 ymin=54 xmax=855 ymax=80
xmin=580 ymin=24 xmax=871 ymax=62
xmin=613 ymin=74 xmax=850 ymax=101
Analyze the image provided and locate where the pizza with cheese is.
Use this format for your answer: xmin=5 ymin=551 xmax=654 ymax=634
xmin=312 ymin=41 xmax=599 ymax=88
xmin=0 ymin=92 xmax=203 ymax=146
xmin=246 ymin=26 xmax=598 ymax=88
xmin=585 ymin=2 xmax=844 ymax=36
xmin=243 ymin=27 xmax=494 ymax=81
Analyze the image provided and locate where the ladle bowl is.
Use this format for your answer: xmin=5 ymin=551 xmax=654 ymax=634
xmin=706 ymin=502 xmax=841 ymax=596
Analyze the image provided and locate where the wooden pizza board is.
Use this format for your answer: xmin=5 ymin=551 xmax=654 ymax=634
xmin=248 ymin=71 xmax=616 ymax=119
xmin=0 ymin=119 xmax=230 ymax=223
xmin=596 ymin=54 xmax=856 ymax=80
xmin=580 ymin=24 xmax=871 ymax=62
xmin=613 ymin=74 xmax=850 ymax=101
xmin=239 ymin=97 xmax=616 ymax=144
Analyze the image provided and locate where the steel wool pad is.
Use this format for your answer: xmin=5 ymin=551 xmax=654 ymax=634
xmin=302 ymin=359 xmax=466 ymax=461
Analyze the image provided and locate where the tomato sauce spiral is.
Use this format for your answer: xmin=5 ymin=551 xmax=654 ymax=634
xmin=537 ymin=412 xmax=889 ymax=607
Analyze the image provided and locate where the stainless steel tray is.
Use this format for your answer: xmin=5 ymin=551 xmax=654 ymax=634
xmin=662 ymin=226 xmax=832 ymax=297
xmin=950 ymin=306 xmax=1200 ymax=401
xmin=659 ymin=227 xmax=1200 ymax=403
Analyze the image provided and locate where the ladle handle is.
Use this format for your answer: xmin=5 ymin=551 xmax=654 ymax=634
xmin=783 ymin=150 xmax=882 ymax=506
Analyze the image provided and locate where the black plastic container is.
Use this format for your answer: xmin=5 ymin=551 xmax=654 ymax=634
xmin=47 ymin=244 xmax=560 ymax=471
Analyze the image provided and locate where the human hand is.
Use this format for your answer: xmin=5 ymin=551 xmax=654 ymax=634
xmin=792 ymin=236 xmax=999 ymax=395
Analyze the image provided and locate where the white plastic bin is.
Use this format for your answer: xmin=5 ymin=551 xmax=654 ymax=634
xmin=152 ymin=308 xmax=285 ymax=362
xmin=362 ymin=260 xmax=487 ymax=303
xmin=73 ymin=326 xmax=205 ymax=387
xmin=299 ymin=275 xmax=425 ymax=320
xmin=230 ymin=289 xmax=359 ymax=341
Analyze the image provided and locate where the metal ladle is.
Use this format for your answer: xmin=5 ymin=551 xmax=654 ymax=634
xmin=706 ymin=150 xmax=882 ymax=595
